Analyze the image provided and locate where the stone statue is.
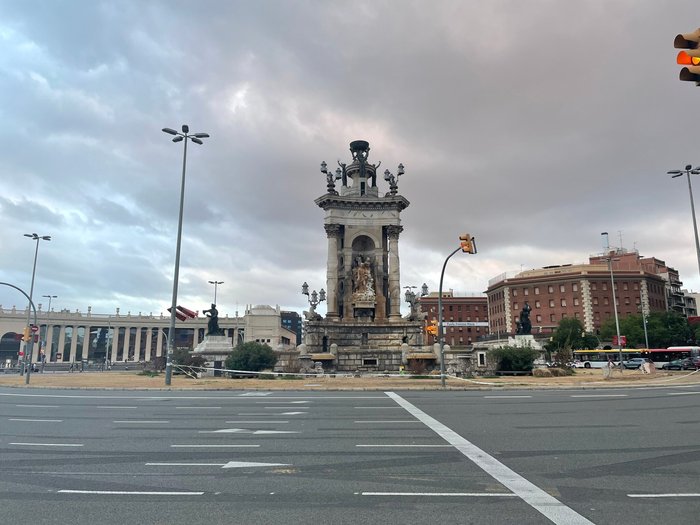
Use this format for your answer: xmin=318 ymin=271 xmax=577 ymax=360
xmin=203 ymin=303 xmax=224 ymax=336
xmin=516 ymin=301 xmax=532 ymax=335
xmin=352 ymin=256 xmax=375 ymax=301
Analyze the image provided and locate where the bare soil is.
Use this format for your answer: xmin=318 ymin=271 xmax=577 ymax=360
xmin=1 ymin=368 xmax=699 ymax=390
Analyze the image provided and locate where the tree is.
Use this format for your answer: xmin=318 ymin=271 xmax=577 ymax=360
xmin=546 ymin=318 xmax=598 ymax=353
xmin=490 ymin=346 xmax=539 ymax=372
xmin=225 ymin=342 xmax=277 ymax=372
xmin=172 ymin=347 xmax=206 ymax=377
xmin=600 ymin=311 xmax=692 ymax=349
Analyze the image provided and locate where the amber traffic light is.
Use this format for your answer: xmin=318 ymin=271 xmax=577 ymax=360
xmin=459 ymin=233 xmax=477 ymax=254
xmin=674 ymin=29 xmax=700 ymax=85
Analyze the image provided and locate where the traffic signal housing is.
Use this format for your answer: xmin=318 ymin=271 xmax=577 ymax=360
xmin=426 ymin=320 xmax=438 ymax=336
xmin=22 ymin=326 xmax=31 ymax=342
xmin=459 ymin=233 xmax=477 ymax=254
xmin=674 ymin=29 xmax=700 ymax=85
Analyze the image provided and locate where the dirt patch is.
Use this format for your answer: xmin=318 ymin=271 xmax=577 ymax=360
xmin=1 ymin=369 xmax=699 ymax=390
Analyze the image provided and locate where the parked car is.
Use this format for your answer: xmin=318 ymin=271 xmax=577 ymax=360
xmin=622 ymin=357 xmax=646 ymax=369
xmin=662 ymin=358 xmax=694 ymax=370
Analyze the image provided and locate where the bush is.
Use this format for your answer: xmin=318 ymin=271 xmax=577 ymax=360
xmin=225 ymin=342 xmax=277 ymax=372
xmin=490 ymin=346 xmax=539 ymax=372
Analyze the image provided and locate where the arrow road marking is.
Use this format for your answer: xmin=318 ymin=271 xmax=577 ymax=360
xmin=199 ymin=428 xmax=299 ymax=434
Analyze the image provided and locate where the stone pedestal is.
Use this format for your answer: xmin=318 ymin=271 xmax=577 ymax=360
xmin=192 ymin=335 xmax=234 ymax=376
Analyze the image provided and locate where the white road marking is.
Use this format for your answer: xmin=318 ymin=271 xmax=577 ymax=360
xmin=176 ymin=406 xmax=221 ymax=409
xmin=11 ymin=442 xmax=83 ymax=447
xmin=354 ymin=420 xmax=420 ymax=423
xmin=239 ymin=412 xmax=306 ymax=416
xmin=239 ymin=392 xmax=272 ymax=396
xmin=385 ymin=392 xmax=594 ymax=525
xmin=356 ymin=444 xmax=451 ymax=448
xmin=15 ymin=404 xmax=59 ymax=408
xmin=354 ymin=407 xmax=401 ymax=409
xmin=225 ymin=421 xmax=289 ymax=424
xmin=484 ymin=396 xmax=532 ymax=399
xmin=570 ymin=394 xmax=627 ymax=398
xmin=361 ymin=492 xmax=517 ymax=497
xmin=199 ymin=428 xmax=299 ymax=434
xmin=257 ymin=400 xmax=309 ymax=404
xmin=628 ymin=493 xmax=700 ymax=498
xmin=9 ymin=418 xmax=62 ymax=422
xmin=113 ymin=420 xmax=170 ymax=424
xmin=58 ymin=490 xmax=203 ymax=495
xmin=171 ymin=444 xmax=260 ymax=448
xmin=145 ymin=461 xmax=289 ymax=469
xmin=97 ymin=406 xmax=138 ymax=409
xmin=667 ymin=391 xmax=700 ymax=396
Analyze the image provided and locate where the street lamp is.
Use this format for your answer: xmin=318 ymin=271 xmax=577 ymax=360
xmin=162 ymin=124 xmax=209 ymax=386
xmin=638 ymin=304 xmax=650 ymax=350
xmin=208 ymin=280 xmax=224 ymax=304
xmin=602 ymin=232 xmax=623 ymax=370
xmin=668 ymin=164 xmax=700 ymax=278
xmin=21 ymin=233 xmax=50 ymax=375
xmin=301 ymin=282 xmax=326 ymax=319
xmin=41 ymin=294 xmax=57 ymax=364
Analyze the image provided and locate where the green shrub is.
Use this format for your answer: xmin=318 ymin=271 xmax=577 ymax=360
xmin=225 ymin=342 xmax=277 ymax=372
xmin=490 ymin=346 xmax=539 ymax=372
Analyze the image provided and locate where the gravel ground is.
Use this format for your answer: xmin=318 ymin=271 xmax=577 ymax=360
xmin=1 ymin=368 xmax=699 ymax=390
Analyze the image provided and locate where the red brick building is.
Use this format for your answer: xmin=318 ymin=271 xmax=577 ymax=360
xmin=486 ymin=249 xmax=671 ymax=336
xmin=418 ymin=291 xmax=489 ymax=347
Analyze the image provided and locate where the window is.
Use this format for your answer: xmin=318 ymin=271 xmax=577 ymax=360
xmin=572 ymin=283 xmax=578 ymax=292
xmin=363 ymin=358 xmax=377 ymax=366
xmin=593 ymin=297 xmax=599 ymax=305
xmin=602 ymin=283 xmax=608 ymax=291
xmin=535 ymin=300 xmax=541 ymax=308
xmin=591 ymin=283 xmax=597 ymax=291
xmin=604 ymin=297 xmax=609 ymax=305
xmin=560 ymin=285 xmax=565 ymax=293
xmin=536 ymin=314 xmax=542 ymax=322
xmin=477 ymin=352 xmax=486 ymax=367
xmin=524 ymin=288 xmax=529 ymax=296
xmin=513 ymin=290 xmax=518 ymax=297
xmin=562 ymin=313 xmax=567 ymax=318
xmin=561 ymin=299 xmax=566 ymax=307
xmin=574 ymin=312 xmax=580 ymax=319
xmin=573 ymin=297 xmax=579 ymax=306
xmin=548 ymin=285 xmax=554 ymax=293
xmin=550 ymin=314 xmax=556 ymax=322
xmin=549 ymin=299 xmax=555 ymax=307
xmin=513 ymin=303 xmax=519 ymax=310
xmin=534 ymin=287 xmax=540 ymax=295
xmin=623 ymin=282 xmax=628 ymax=291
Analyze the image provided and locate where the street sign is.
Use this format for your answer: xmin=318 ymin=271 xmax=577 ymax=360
xmin=30 ymin=325 xmax=39 ymax=333
xmin=18 ymin=351 xmax=24 ymax=357
xmin=612 ymin=335 xmax=627 ymax=346
xmin=441 ymin=322 xmax=489 ymax=327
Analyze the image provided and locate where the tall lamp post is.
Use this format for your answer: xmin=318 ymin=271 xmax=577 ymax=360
xmin=21 ymin=233 xmax=51 ymax=374
xmin=162 ymin=124 xmax=209 ymax=386
xmin=41 ymin=294 xmax=57 ymax=364
xmin=668 ymin=165 xmax=700 ymax=278
xmin=208 ymin=280 xmax=224 ymax=304
xmin=638 ymin=304 xmax=650 ymax=350
xmin=601 ymin=232 xmax=623 ymax=370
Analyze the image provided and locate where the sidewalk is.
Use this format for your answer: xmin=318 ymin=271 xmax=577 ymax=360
xmin=1 ymin=368 xmax=699 ymax=390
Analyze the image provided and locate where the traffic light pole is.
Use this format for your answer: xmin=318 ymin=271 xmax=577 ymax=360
xmin=438 ymin=247 xmax=462 ymax=388
xmin=0 ymin=282 xmax=37 ymax=384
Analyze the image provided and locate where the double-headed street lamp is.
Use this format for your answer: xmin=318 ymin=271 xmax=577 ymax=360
xmin=21 ymin=233 xmax=50 ymax=374
xmin=601 ymin=232 xmax=623 ymax=370
xmin=162 ymin=124 xmax=209 ymax=386
xmin=668 ymin=165 xmax=700 ymax=279
xmin=208 ymin=280 xmax=224 ymax=304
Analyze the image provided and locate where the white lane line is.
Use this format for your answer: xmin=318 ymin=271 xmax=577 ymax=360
xmin=113 ymin=420 xmax=170 ymax=424
xmin=354 ymin=407 xmax=401 ymax=409
xmin=58 ymin=490 xmax=203 ymax=495
xmin=628 ymin=493 xmax=700 ymax=498
xmin=97 ymin=406 xmax=138 ymax=409
xmin=361 ymin=492 xmax=516 ymax=497
xmin=484 ymin=396 xmax=532 ymax=399
xmin=11 ymin=442 xmax=83 ymax=447
xmin=570 ymin=394 xmax=627 ymax=398
xmin=16 ymin=404 xmax=60 ymax=408
xmin=146 ymin=461 xmax=289 ymax=469
xmin=667 ymin=391 xmax=700 ymax=396
xmin=9 ymin=418 xmax=63 ymax=422
xmin=256 ymin=401 xmax=309 ymax=404
xmin=199 ymin=428 xmax=299 ymax=434
xmin=175 ymin=406 xmax=221 ymax=410
xmin=225 ymin=421 xmax=289 ymax=424
xmin=238 ymin=412 xmax=306 ymax=416
xmin=385 ymin=392 xmax=594 ymax=525
xmin=354 ymin=420 xmax=420 ymax=423
xmin=356 ymin=444 xmax=451 ymax=448
xmin=171 ymin=444 xmax=260 ymax=448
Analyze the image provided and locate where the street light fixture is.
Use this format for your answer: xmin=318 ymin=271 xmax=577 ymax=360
xmin=208 ymin=280 xmax=224 ymax=304
xmin=41 ymin=294 xmax=57 ymax=364
xmin=668 ymin=164 xmax=700 ymax=278
xmin=162 ymin=124 xmax=209 ymax=386
xmin=21 ymin=233 xmax=50 ymax=375
xmin=602 ymin=232 xmax=623 ymax=370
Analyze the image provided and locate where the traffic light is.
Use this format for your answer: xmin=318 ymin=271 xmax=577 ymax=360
xmin=426 ymin=320 xmax=438 ymax=336
xmin=459 ymin=233 xmax=477 ymax=254
xmin=176 ymin=305 xmax=198 ymax=319
xmin=22 ymin=326 xmax=31 ymax=342
xmin=674 ymin=29 xmax=700 ymax=85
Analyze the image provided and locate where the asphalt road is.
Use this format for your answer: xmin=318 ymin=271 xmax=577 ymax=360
xmin=1 ymin=384 xmax=699 ymax=525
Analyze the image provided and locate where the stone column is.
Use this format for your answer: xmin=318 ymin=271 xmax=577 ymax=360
xmin=69 ymin=327 xmax=78 ymax=363
xmin=81 ymin=326 xmax=90 ymax=361
xmin=57 ymin=326 xmax=66 ymax=362
xmin=387 ymin=225 xmax=403 ymax=320
xmin=133 ymin=328 xmax=142 ymax=362
xmin=45 ymin=324 xmax=54 ymax=361
xmin=110 ymin=327 xmax=120 ymax=363
xmin=145 ymin=329 xmax=153 ymax=362
xmin=122 ymin=328 xmax=131 ymax=361
xmin=324 ymin=224 xmax=342 ymax=319
xmin=155 ymin=329 xmax=164 ymax=358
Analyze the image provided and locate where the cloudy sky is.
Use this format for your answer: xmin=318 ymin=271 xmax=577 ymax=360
xmin=1 ymin=0 xmax=699 ymax=319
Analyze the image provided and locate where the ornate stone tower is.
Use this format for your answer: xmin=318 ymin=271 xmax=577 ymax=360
xmin=301 ymin=140 xmax=423 ymax=370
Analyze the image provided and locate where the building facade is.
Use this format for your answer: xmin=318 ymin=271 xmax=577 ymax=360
xmin=418 ymin=291 xmax=489 ymax=348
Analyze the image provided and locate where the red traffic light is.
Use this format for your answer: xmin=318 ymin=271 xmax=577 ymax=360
xmin=674 ymin=29 xmax=700 ymax=85
xmin=677 ymin=50 xmax=700 ymax=66
xmin=176 ymin=305 xmax=198 ymax=319
xmin=168 ymin=307 xmax=187 ymax=322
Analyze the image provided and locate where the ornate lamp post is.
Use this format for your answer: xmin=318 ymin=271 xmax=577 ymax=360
xmin=302 ymin=282 xmax=326 ymax=318
xmin=162 ymin=124 xmax=209 ymax=386
xmin=41 ymin=294 xmax=57 ymax=365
